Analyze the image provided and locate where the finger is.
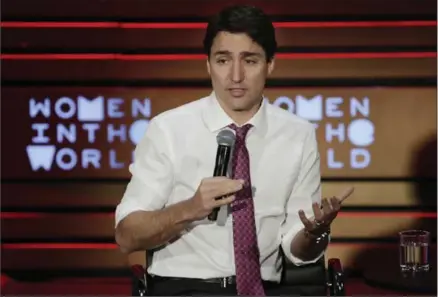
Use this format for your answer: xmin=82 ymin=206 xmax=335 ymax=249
xmin=312 ymin=202 xmax=323 ymax=220
xmin=208 ymin=176 xmax=228 ymax=181
xmin=212 ymin=176 xmax=245 ymax=184
xmin=205 ymin=176 xmax=242 ymax=183
xmin=237 ymin=179 xmax=246 ymax=185
xmin=321 ymin=198 xmax=332 ymax=214
xmin=202 ymin=176 xmax=229 ymax=184
xmin=337 ymin=186 xmax=355 ymax=203
xmin=211 ymin=180 xmax=244 ymax=198
xmin=330 ymin=197 xmax=341 ymax=212
xmin=298 ymin=210 xmax=314 ymax=229
xmin=213 ymin=195 xmax=236 ymax=207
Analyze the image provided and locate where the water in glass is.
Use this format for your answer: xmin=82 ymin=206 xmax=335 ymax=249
xmin=399 ymin=230 xmax=430 ymax=272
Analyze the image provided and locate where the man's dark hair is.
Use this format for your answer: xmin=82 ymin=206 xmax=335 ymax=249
xmin=203 ymin=4 xmax=277 ymax=62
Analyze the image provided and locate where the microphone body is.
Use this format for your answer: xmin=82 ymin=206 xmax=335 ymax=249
xmin=213 ymin=144 xmax=233 ymax=177
xmin=208 ymin=129 xmax=235 ymax=221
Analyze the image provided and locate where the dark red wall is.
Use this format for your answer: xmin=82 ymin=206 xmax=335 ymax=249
xmin=1 ymin=0 xmax=436 ymax=277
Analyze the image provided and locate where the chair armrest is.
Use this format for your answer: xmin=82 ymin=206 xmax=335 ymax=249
xmin=327 ymin=258 xmax=345 ymax=296
xmin=282 ymin=258 xmax=326 ymax=286
xmin=131 ymin=264 xmax=147 ymax=296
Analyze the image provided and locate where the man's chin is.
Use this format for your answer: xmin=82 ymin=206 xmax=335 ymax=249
xmin=230 ymin=105 xmax=250 ymax=112
xmin=229 ymin=100 xmax=261 ymax=113
xmin=228 ymin=98 xmax=251 ymax=112
xmin=218 ymin=95 xmax=256 ymax=112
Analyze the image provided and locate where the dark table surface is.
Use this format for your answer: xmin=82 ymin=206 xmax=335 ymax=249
xmin=363 ymin=262 xmax=437 ymax=294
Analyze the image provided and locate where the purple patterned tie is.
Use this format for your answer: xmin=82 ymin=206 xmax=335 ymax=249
xmin=229 ymin=123 xmax=265 ymax=296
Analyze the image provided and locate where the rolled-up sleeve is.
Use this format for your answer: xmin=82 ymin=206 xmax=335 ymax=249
xmin=115 ymin=117 xmax=174 ymax=228
xmin=280 ymin=124 xmax=328 ymax=265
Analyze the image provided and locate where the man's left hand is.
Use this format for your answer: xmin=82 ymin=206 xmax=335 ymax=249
xmin=298 ymin=186 xmax=354 ymax=235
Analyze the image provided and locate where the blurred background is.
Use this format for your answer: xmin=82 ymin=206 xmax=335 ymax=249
xmin=1 ymin=0 xmax=437 ymax=295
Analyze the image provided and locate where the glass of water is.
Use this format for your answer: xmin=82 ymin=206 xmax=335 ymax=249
xmin=399 ymin=230 xmax=430 ymax=272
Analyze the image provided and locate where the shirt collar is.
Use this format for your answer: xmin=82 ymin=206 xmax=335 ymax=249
xmin=202 ymin=91 xmax=268 ymax=137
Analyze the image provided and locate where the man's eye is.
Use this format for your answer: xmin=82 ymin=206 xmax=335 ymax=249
xmin=245 ymin=60 xmax=257 ymax=64
xmin=216 ymin=59 xmax=227 ymax=64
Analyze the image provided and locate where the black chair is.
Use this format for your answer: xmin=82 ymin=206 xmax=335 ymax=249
xmin=131 ymin=249 xmax=345 ymax=296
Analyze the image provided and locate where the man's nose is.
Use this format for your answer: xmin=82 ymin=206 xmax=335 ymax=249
xmin=230 ymin=61 xmax=244 ymax=83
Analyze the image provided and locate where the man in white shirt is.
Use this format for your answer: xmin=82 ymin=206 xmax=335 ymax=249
xmin=115 ymin=4 xmax=353 ymax=296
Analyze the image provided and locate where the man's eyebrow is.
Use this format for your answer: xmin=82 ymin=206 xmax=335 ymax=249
xmin=241 ymin=51 xmax=263 ymax=58
xmin=213 ymin=50 xmax=232 ymax=56
xmin=212 ymin=50 xmax=263 ymax=57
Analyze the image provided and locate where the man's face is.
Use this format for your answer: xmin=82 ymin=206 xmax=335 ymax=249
xmin=207 ymin=31 xmax=275 ymax=114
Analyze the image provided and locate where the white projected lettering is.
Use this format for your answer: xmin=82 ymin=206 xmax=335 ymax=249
xmin=78 ymin=96 xmax=104 ymax=121
xmin=82 ymin=123 xmax=99 ymax=143
xmin=31 ymin=123 xmax=50 ymax=143
xmin=27 ymin=96 xmax=152 ymax=171
xmin=107 ymin=124 xmax=128 ymax=143
xmin=29 ymin=98 xmax=51 ymax=118
xmin=107 ymin=98 xmax=124 ymax=118
xmin=109 ymin=149 xmax=125 ymax=169
xmin=55 ymin=97 xmax=76 ymax=119
xmin=57 ymin=124 xmax=76 ymax=143
xmin=27 ymin=93 xmax=374 ymax=172
xmin=272 ymin=95 xmax=375 ymax=170
xmin=325 ymin=123 xmax=346 ymax=143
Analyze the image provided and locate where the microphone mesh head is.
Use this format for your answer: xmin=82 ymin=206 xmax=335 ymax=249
xmin=217 ymin=129 xmax=236 ymax=146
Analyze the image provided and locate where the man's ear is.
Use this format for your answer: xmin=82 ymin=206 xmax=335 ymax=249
xmin=267 ymin=58 xmax=275 ymax=75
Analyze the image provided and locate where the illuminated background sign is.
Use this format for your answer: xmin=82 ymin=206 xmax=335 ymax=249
xmin=273 ymin=95 xmax=374 ymax=170
xmin=27 ymin=96 xmax=151 ymax=171
xmin=1 ymin=87 xmax=436 ymax=179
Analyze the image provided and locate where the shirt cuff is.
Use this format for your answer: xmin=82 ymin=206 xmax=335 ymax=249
xmin=114 ymin=199 xmax=146 ymax=228
xmin=281 ymin=224 xmax=329 ymax=266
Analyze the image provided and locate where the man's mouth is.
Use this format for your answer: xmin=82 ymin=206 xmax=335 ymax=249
xmin=228 ymin=88 xmax=246 ymax=97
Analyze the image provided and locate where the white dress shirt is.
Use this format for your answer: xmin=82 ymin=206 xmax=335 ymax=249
xmin=115 ymin=92 xmax=326 ymax=282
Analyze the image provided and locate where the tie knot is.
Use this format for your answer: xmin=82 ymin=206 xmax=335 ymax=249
xmin=229 ymin=123 xmax=253 ymax=141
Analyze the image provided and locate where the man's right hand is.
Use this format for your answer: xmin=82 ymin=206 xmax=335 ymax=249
xmin=189 ymin=177 xmax=244 ymax=220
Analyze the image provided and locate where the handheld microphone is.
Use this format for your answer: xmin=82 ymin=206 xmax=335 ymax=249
xmin=208 ymin=129 xmax=236 ymax=221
